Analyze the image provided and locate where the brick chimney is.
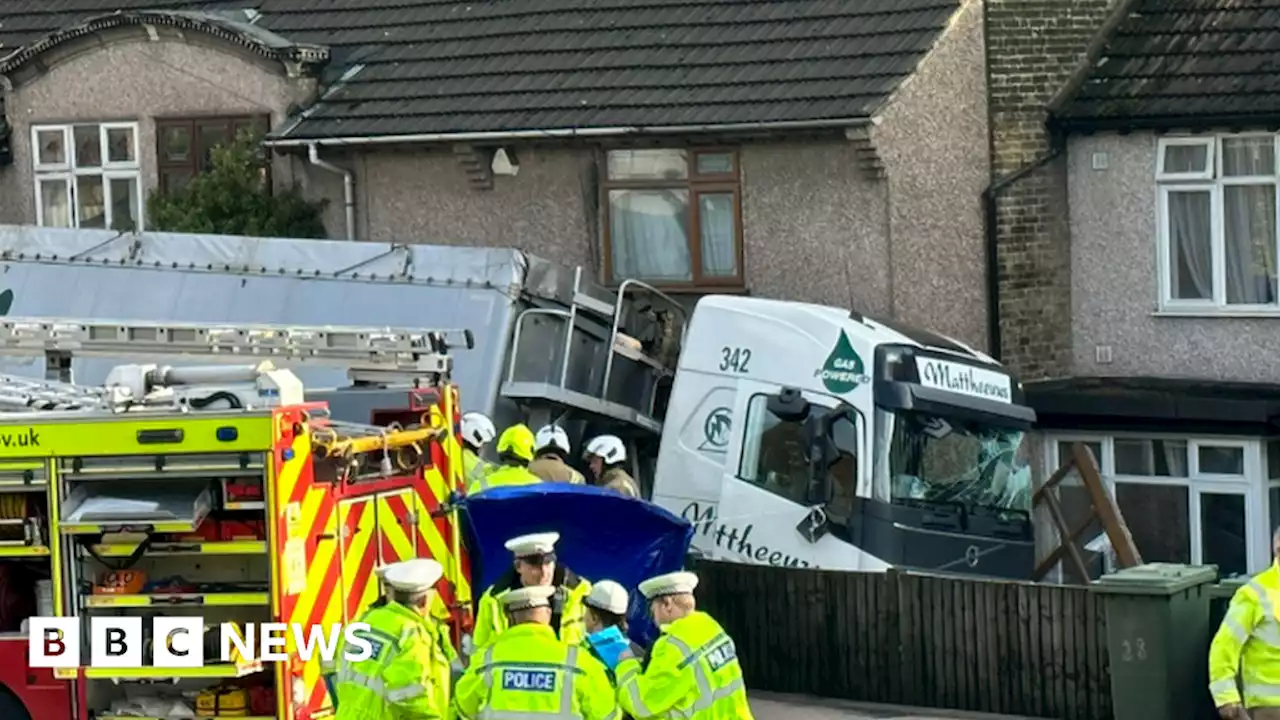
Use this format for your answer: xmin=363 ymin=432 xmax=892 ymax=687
xmin=984 ymin=0 xmax=1120 ymax=380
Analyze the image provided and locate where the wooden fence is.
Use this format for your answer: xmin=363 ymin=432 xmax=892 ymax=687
xmin=693 ymin=560 xmax=1113 ymax=720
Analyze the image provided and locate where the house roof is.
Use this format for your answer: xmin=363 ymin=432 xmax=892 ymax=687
xmin=1052 ymin=0 xmax=1280 ymax=131
xmin=0 ymin=0 xmax=962 ymax=142
xmin=0 ymin=9 xmax=328 ymax=76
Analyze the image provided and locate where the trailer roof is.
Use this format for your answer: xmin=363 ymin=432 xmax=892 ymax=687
xmin=0 ymin=225 xmax=558 ymax=413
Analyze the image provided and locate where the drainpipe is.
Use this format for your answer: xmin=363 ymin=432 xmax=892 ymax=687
xmin=307 ymin=143 xmax=355 ymax=240
xmin=981 ymin=130 xmax=1067 ymax=361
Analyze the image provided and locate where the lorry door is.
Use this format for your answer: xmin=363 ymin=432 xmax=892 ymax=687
xmin=713 ymin=380 xmax=888 ymax=571
xmin=374 ymin=488 xmax=417 ymax=568
xmin=338 ymin=496 xmax=379 ymax=622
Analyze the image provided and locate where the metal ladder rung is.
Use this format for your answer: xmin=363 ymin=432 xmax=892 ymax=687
xmin=0 ymin=317 xmax=466 ymax=365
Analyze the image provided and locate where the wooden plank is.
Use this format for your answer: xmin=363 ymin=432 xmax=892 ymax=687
xmin=996 ymin=583 xmax=1014 ymax=714
xmin=887 ymin=569 xmax=907 ymax=704
xmin=1029 ymin=584 xmax=1045 ymax=716
xmin=1073 ymin=441 xmax=1142 ymax=568
xmin=1040 ymin=586 xmax=1057 ymax=718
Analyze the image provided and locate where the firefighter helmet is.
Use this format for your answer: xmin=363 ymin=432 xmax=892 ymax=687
xmin=496 ymin=424 xmax=536 ymax=463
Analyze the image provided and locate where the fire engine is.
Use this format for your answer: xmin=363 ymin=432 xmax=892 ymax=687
xmin=0 ymin=316 xmax=474 ymax=720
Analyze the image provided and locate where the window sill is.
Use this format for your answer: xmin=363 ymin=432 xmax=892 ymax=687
xmin=1152 ymin=309 xmax=1280 ymax=319
xmin=604 ymin=283 xmax=748 ymax=296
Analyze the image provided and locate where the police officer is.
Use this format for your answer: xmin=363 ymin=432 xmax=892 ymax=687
xmin=460 ymin=412 xmax=497 ymax=489
xmin=332 ymin=559 xmax=454 ymax=720
xmin=454 ymin=585 xmax=619 ymax=720
xmin=615 ymin=571 xmax=753 ymax=719
xmin=529 ymin=425 xmax=587 ymax=484
xmin=472 ymin=532 xmax=592 ymax=651
xmin=466 ymin=424 xmax=543 ymax=495
xmin=582 ymin=580 xmax=647 ymax=685
xmin=584 ymin=435 xmax=639 ymax=498
xmin=1210 ymin=526 xmax=1280 ymax=719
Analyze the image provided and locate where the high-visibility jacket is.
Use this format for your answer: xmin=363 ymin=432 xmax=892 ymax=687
xmin=473 ymin=571 xmax=591 ymax=651
xmin=616 ymin=611 xmax=752 ymax=719
xmin=528 ymin=455 xmax=586 ymax=484
xmin=1210 ymin=562 xmax=1280 ymax=708
xmin=454 ymin=623 xmax=619 ymax=720
xmin=462 ymin=448 xmax=495 ymax=490
xmin=466 ymin=463 xmax=542 ymax=496
xmin=332 ymin=601 xmax=452 ymax=720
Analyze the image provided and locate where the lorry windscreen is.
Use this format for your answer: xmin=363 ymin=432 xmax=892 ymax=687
xmin=882 ymin=410 xmax=1032 ymax=514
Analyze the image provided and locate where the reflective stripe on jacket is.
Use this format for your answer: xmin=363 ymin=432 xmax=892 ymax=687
xmin=454 ymin=623 xmax=619 ymax=720
xmin=528 ymin=455 xmax=586 ymax=484
xmin=463 ymin=449 xmax=495 ymax=489
xmin=616 ymin=611 xmax=752 ymax=720
xmin=466 ymin=464 xmax=543 ymax=496
xmin=1210 ymin=562 xmax=1280 ymax=708
xmin=473 ymin=576 xmax=592 ymax=651
xmin=333 ymin=601 xmax=451 ymax=720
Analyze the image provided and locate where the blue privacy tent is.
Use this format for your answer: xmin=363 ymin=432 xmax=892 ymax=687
xmin=459 ymin=483 xmax=694 ymax=646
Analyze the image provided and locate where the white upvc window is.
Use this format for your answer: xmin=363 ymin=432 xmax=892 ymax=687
xmin=31 ymin=122 xmax=142 ymax=231
xmin=1156 ymin=134 xmax=1280 ymax=311
xmin=1044 ymin=433 xmax=1268 ymax=580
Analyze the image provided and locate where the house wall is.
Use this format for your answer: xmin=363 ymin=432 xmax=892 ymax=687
xmin=985 ymin=0 xmax=1119 ymax=378
xmin=1068 ymin=132 xmax=1280 ymax=383
xmin=0 ymin=27 xmax=314 ymax=225
xmin=295 ymin=140 xmax=893 ymax=312
xmin=876 ymin=0 xmax=990 ymax=350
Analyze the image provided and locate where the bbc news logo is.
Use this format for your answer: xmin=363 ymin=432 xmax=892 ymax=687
xmin=28 ymin=617 xmax=374 ymax=668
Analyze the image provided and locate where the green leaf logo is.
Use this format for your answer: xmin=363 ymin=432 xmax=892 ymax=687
xmin=815 ymin=330 xmax=868 ymax=394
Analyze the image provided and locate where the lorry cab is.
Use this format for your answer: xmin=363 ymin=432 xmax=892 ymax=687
xmin=649 ymin=296 xmax=1037 ymax=578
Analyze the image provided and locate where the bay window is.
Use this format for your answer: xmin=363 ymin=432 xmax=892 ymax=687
xmin=31 ymin=122 xmax=141 ymax=231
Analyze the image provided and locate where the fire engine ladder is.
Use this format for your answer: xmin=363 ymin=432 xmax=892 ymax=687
xmin=0 ymin=317 xmax=472 ymax=439
xmin=499 ymin=265 xmax=688 ymax=434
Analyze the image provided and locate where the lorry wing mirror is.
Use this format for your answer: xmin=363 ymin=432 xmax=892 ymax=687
xmin=767 ymin=387 xmax=809 ymax=423
xmin=804 ymin=406 xmax=855 ymax=507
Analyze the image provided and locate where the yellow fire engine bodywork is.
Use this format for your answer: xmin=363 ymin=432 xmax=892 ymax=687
xmin=0 ymin=395 xmax=469 ymax=720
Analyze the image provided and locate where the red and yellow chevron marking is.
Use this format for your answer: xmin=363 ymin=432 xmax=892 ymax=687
xmin=271 ymin=409 xmax=343 ymax=720
xmin=377 ymin=490 xmax=416 ymax=567
xmin=339 ymin=497 xmax=379 ymax=624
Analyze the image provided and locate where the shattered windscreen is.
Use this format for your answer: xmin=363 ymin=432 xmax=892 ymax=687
xmin=884 ymin=411 xmax=1032 ymax=513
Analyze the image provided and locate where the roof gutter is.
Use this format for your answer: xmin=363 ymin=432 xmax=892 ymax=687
xmin=308 ymin=143 xmax=355 ymax=240
xmin=262 ymin=117 xmax=873 ymax=148
xmin=981 ymin=129 xmax=1067 ymax=362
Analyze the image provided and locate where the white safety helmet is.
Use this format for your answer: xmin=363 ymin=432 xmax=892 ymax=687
xmin=461 ymin=412 xmax=496 ymax=448
xmin=585 ymin=435 xmax=626 ymax=465
xmin=534 ymin=425 xmax=571 ymax=456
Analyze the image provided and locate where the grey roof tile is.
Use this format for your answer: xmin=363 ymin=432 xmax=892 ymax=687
xmin=1054 ymin=0 xmax=1280 ymax=128
xmin=0 ymin=0 xmax=962 ymax=139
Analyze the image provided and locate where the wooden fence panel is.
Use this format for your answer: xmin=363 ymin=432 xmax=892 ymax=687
xmin=693 ymin=560 xmax=1114 ymax=720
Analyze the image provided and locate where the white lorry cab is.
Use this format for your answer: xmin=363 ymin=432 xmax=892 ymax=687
xmin=648 ymin=296 xmax=1036 ymax=579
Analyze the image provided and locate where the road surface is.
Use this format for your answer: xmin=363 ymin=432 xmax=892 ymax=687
xmin=748 ymin=692 xmax=1043 ymax=720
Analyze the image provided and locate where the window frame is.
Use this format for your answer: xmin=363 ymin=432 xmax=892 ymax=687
xmin=600 ymin=147 xmax=745 ymax=290
xmin=736 ymin=390 xmax=863 ymax=508
xmin=30 ymin=121 xmax=142 ymax=231
xmin=154 ymin=114 xmax=271 ymax=196
xmin=1157 ymin=134 xmax=1280 ymax=311
xmin=1043 ymin=432 xmax=1268 ymax=576
xmin=1155 ymin=136 xmax=1215 ymax=181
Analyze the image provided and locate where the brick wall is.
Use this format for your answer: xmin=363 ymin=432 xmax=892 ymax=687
xmin=985 ymin=0 xmax=1116 ymax=380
